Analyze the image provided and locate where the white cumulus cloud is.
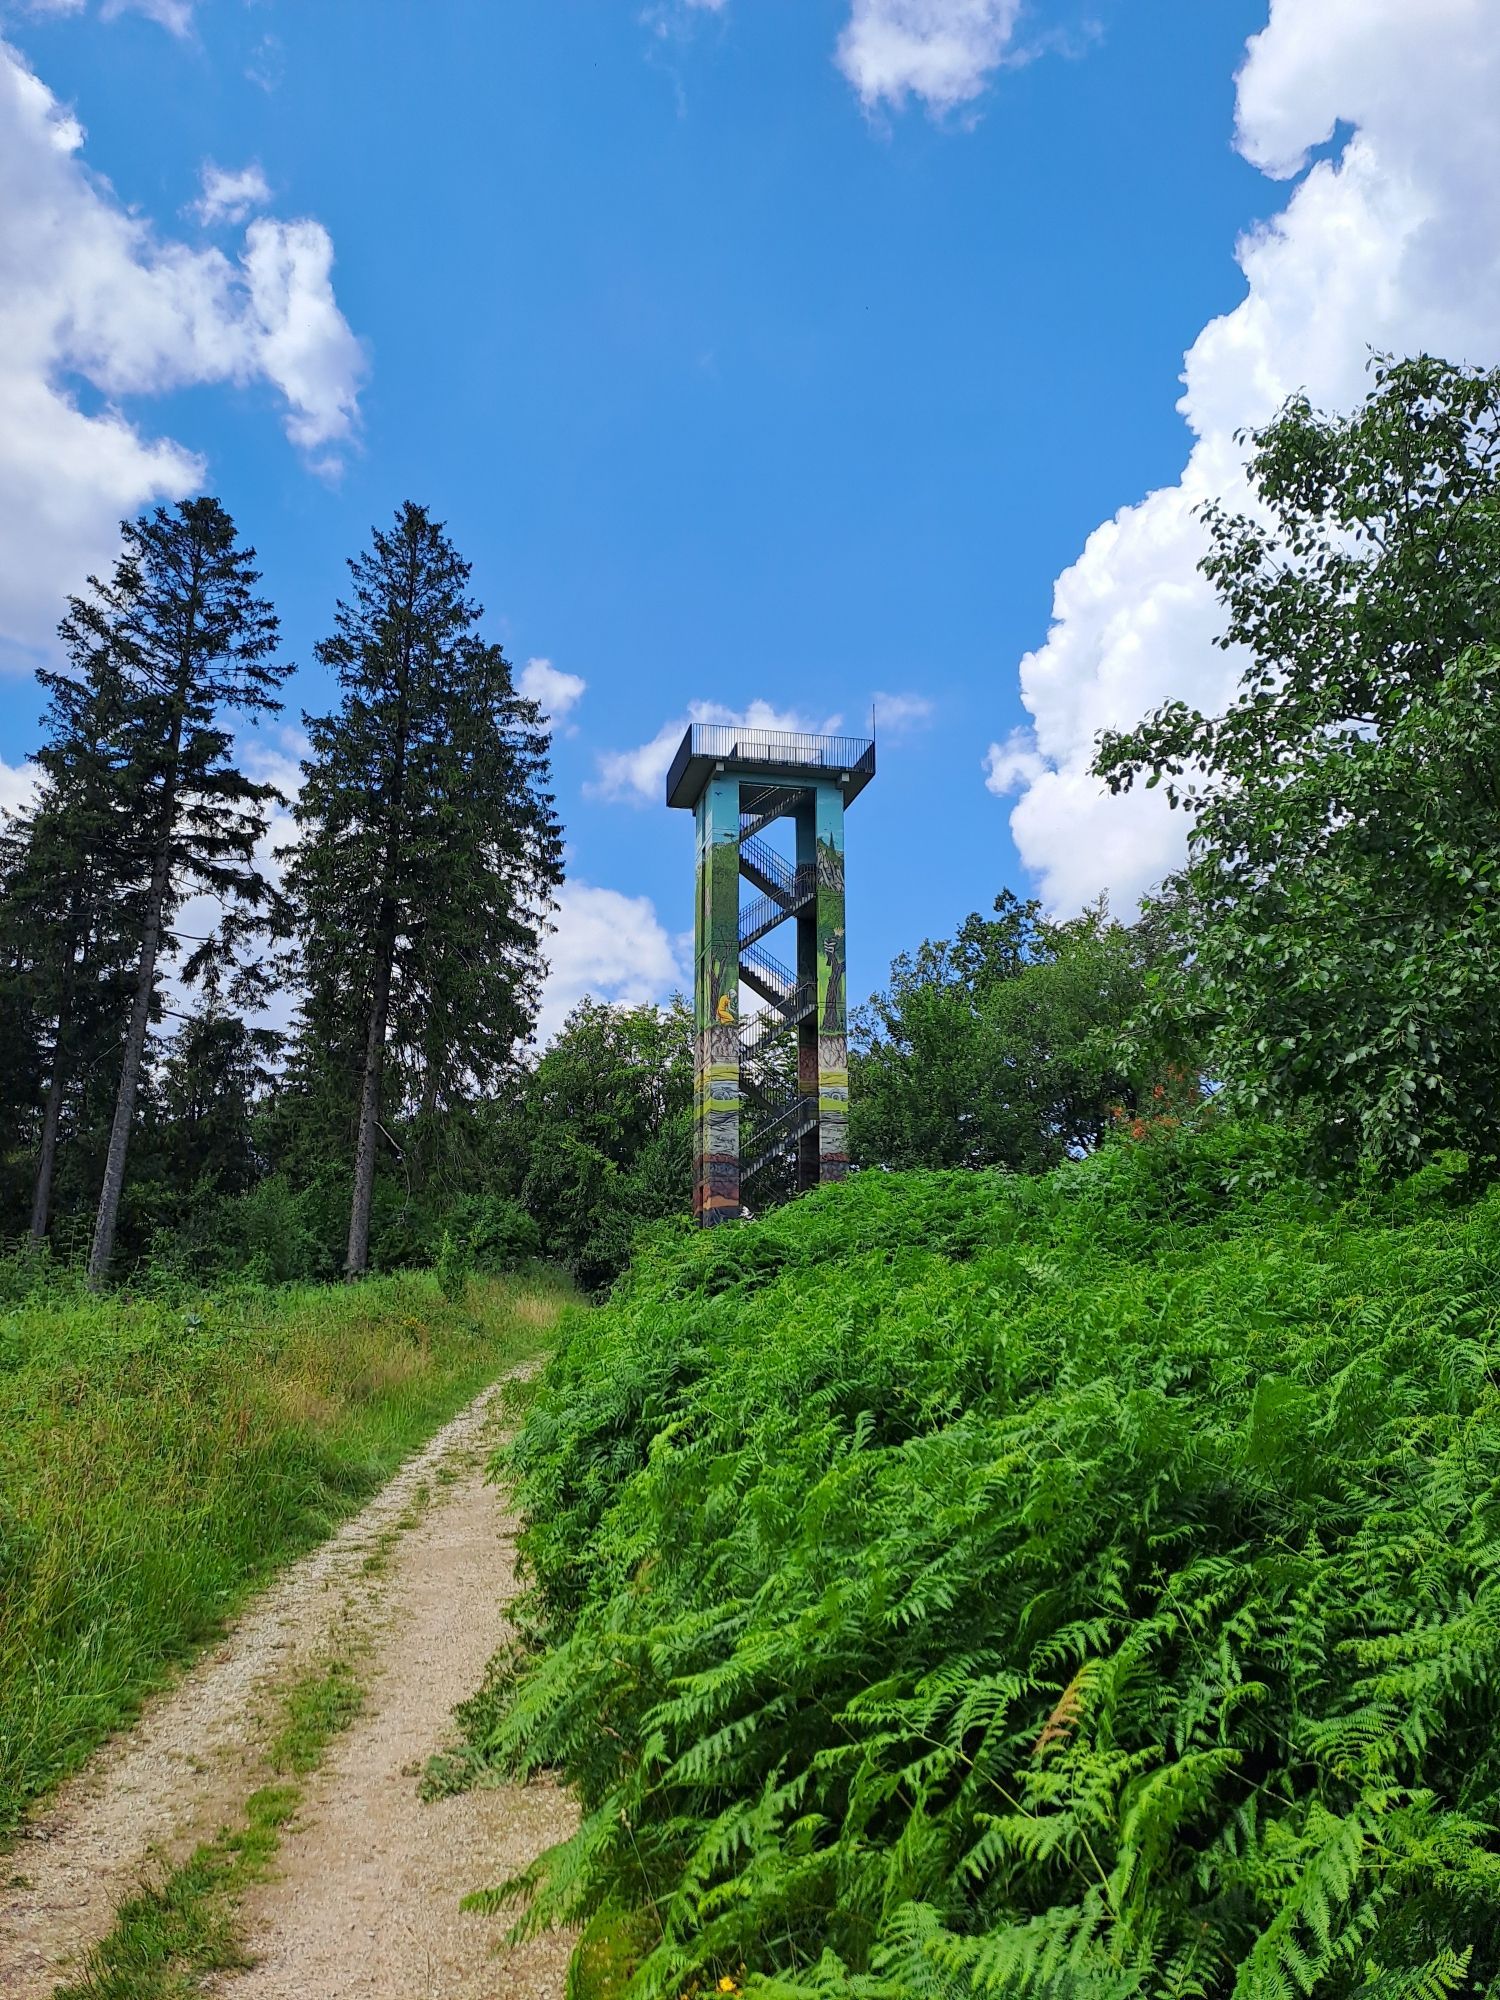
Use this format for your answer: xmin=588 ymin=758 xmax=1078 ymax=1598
xmin=835 ymin=0 xmax=1023 ymax=112
xmin=0 ymin=756 xmax=40 ymax=817
xmin=192 ymin=160 xmax=271 ymax=227
xmin=0 ymin=38 xmax=366 ymax=673
xmin=992 ymin=0 xmax=1500 ymax=914
xmin=590 ymin=699 xmax=845 ymax=808
xmin=518 ymin=657 xmax=587 ymax=729
xmin=536 ymin=881 xmax=688 ymax=1045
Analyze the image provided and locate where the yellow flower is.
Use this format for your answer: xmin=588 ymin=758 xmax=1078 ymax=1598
xmin=718 ymin=1980 xmax=738 ymax=1993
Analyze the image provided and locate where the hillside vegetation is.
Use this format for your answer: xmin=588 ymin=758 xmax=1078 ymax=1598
xmin=459 ymin=1129 xmax=1500 ymax=1997
xmin=0 ymin=1265 xmax=564 ymax=1835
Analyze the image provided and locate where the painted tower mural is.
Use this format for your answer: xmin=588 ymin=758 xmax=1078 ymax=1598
xmin=693 ymin=773 xmax=744 ymax=1224
xmin=667 ymin=722 xmax=874 ymax=1225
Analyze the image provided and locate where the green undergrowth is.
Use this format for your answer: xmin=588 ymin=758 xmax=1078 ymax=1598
xmin=0 ymin=1267 xmax=567 ymax=1837
xmin=56 ymin=1658 xmax=364 ymax=1999
xmin=458 ymin=1127 xmax=1500 ymax=1998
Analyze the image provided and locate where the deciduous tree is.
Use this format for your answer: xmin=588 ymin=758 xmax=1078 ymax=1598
xmin=851 ymin=892 xmax=1151 ymax=1171
xmin=1096 ymin=355 xmax=1500 ymax=1174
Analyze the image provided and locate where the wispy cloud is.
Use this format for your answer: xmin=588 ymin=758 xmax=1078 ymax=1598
xmin=872 ymin=690 xmax=935 ymax=738
xmin=191 ymin=161 xmax=271 ymax=228
xmin=24 ymin=0 xmax=199 ymax=36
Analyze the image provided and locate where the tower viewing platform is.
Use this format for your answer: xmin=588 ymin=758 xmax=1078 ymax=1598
xmin=667 ymin=721 xmax=876 ymax=1225
xmin=665 ymin=723 xmax=877 ymax=810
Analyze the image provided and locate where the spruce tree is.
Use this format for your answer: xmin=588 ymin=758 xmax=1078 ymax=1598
xmin=0 ymin=817 xmax=46 ymax=1226
xmin=73 ymin=498 xmax=287 ymax=1285
xmin=285 ymin=501 xmax=563 ymax=1277
xmin=157 ymin=1003 xmax=281 ymax=1199
xmin=0 ymin=644 xmax=149 ymax=1247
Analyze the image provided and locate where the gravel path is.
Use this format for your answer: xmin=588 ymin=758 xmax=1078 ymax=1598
xmin=0 ymin=1353 xmax=575 ymax=1999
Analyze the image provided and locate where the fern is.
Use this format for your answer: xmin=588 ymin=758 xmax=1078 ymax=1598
xmin=456 ymin=1129 xmax=1500 ymax=1996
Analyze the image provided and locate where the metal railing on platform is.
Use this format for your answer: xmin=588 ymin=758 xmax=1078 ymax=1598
xmin=685 ymin=724 xmax=874 ymax=774
xmin=667 ymin=724 xmax=874 ymax=810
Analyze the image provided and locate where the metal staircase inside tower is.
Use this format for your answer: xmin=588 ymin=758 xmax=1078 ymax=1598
xmin=734 ymin=802 xmax=819 ymax=1196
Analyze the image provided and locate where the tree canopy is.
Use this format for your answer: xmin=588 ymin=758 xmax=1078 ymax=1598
xmin=1096 ymin=355 xmax=1500 ymax=1176
xmin=851 ymin=891 xmax=1156 ymax=1172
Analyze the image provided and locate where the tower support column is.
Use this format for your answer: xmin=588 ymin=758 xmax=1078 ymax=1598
xmin=813 ymin=781 xmax=849 ymax=1183
xmin=693 ymin=772 xmax=742 ymax=1224
xmin=796 ymin=796 xmax=819 ymax=1191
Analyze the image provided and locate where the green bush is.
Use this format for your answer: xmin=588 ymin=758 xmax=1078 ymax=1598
xmin=223 ymin=1172 xmax=327 ymax=1285
xmin=447 ymin=1193 xmax=544 ymax=1272
xmin=435 ymin=1226 xmax=473 ymax=1302
xmin=464 ymin=1128 xmax=1500 ymax=1997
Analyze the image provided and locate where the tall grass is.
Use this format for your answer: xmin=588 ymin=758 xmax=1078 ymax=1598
xmin=0 ymin=1264 xmax=566 ymax=1836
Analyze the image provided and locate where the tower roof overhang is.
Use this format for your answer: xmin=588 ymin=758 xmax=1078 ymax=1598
xmin=665 ymin=724 xmax=876 ymax=811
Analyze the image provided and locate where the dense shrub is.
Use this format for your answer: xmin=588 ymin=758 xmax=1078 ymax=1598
xmin=463 ymin=1129 xmax=1500 ymax=1997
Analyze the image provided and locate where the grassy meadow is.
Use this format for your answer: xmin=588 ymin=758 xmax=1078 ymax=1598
xmin=0 ymin=1263 xmax=566 ymax=1836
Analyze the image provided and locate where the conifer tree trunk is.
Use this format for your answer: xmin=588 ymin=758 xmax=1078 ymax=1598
xmin=345 ymin=897 xmax=397 ymax=1278
xmin=87 ymin=793 xmax=176 ymax=1287
xmin=291 ymin=501 xmax=564 ymax=1274
xmin=29 ymin=923 xmax=78 ymax=1249
xmin=28 ymin=497 xmax=282 ymax=1282
xmin=343 ymin=572 xmax=414 ymax=1280
xmin=29 ymin=1051 xmax=67 ymax=1249
xmin=88 ymin=588 xmax=196 ymax=1287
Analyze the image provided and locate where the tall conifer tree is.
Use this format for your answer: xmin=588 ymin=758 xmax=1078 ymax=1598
xmin=285 ymin=502 xmax=563 ymax=1277
xmin=0 ymin=817 xmax=45 ymax=1213
xmin=0 ymin=642 xmax=149 ymax=1247
xmin=74 ymin=499 xmax=288 ymax=1284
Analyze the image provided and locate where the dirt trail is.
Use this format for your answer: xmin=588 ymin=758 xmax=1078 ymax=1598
xmin=1 ymin=1353 xmax=576 ymax=1999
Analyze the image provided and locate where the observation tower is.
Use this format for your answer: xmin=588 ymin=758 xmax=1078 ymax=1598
xmin=666 ymin=721 xmax=876 ymax=1224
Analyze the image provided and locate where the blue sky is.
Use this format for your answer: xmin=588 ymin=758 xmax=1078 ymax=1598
xmin=2 ymin=0 xmax=1496 ymax=1035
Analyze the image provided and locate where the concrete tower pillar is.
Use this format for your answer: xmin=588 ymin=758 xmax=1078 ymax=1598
xmin=693 ymin=770 xmax=742 ymax=1224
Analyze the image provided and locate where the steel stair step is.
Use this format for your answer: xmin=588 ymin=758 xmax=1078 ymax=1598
xmin=743 ymin=1093 xmax=819 ymax=1182
xmin=739 ymin=786 xmax=810 ymax=842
